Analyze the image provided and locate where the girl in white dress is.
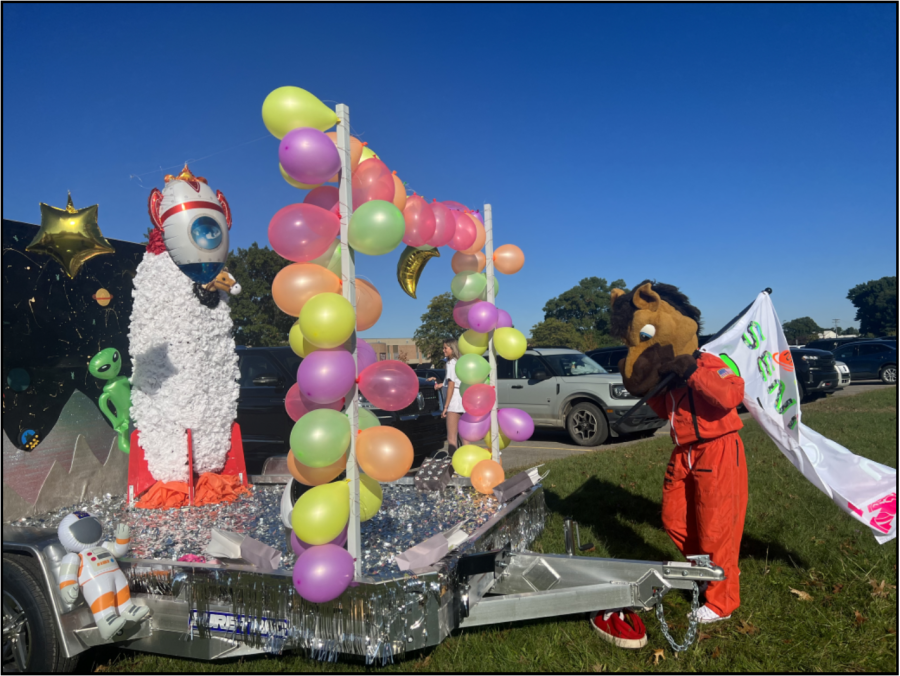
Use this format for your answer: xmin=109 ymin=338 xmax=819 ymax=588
xmin=437 ymin=339 xmax=465 ymax=452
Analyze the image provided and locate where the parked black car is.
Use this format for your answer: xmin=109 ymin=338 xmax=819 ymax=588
xmin=585 ymin=346 xmax=628 ymax=374
xmin=236 ymin=346 xmax=446 ymax=474
xmin=790 ymin=347 xmax=840 ymax=401
xmin=802 ymin=337 xmax=862 ymax=352
xmin=831 ymin=341 xmax=897 ymax=384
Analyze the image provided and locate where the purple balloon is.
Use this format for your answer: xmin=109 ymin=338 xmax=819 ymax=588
xmin=291 ymin=526 xmax=348 ymax=557
xmin=458 ymin=412 xmax=492 ymax=442
xmin=498 ymin=408 xmax=534 ymax=442
xmin=357 ymin=339 xmax=377 ymax=373
xmin=293 ymin=544 xmax=355 ymax=603
xmin=297 ymin=349 xmax=357 ymax=404
xmin=470 ymin=209 xmax=485 ymax=224
xmin=496 ymin=308 xmax=513 ymax=329
xmin=453 ymin=299 xmax=479 ymax=329
xmin=468 ymin=301 xmax=498 ymax=333
xmin=279 ymin=128 xmax=341 ymax=186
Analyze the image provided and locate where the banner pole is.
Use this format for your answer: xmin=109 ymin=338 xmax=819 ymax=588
xmin=336 ymin=103 xmax=361 ymax=578
xmin=484 ymin=205 xmax=500 ymax=463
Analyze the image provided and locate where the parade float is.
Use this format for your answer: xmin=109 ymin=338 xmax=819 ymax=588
xmin=27 ymin=84 xmax=900 ymax=670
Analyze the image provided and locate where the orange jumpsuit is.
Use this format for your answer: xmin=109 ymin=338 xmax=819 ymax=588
xmin=648 ymin=353 xmax=748 ymax=618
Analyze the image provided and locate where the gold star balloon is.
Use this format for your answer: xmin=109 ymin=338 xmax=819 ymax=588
xmin=26 ymin=192 xmax=115 ymax=278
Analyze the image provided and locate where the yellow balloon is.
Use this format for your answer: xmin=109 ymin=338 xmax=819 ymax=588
xmin=452 ymin=445 xmax=492 ymax=478
xmin=280 ymin=163 xmax=321 ymax=189
xmin=262 ymin=86 xmax=339 ymax=138
xmin=494 ymin=327 xmax=527 ymax=360
xmin=299 ymin=293 xmax=356 ymax=348
xmin=358 ymin=145 xmax=380 ymax=164
xmin=360 ymin=474 xmax=383 ymax=522
xmin=288 ymin=319 xmax=318 ymax=357
xmin=459 ymin=329 xmax=490 ymax=355
xmin=292 ymin=481 xmax=349 ymax=545
xmin=484 ymin=429 xmax=511 ymax=450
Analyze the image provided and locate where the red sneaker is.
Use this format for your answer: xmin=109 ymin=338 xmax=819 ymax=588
xmin=590 ymin=609 xmax=648 ymax=649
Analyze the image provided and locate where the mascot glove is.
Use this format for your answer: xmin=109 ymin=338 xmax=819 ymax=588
xmin=61 ymin=585 xmax=79 ymax=603
xmin=115 ymin=523 xmax=131 ymax=542
xmin=659 ymin=354 xmax=699 ymax=382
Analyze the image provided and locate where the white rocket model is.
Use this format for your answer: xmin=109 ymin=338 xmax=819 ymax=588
xmin=129 ymin=166 xmax=240 ymax=483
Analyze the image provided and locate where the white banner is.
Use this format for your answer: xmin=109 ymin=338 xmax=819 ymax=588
xmin=702 ymin=292 xmax=896 ymax=543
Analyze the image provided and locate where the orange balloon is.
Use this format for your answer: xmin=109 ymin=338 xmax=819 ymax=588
xmin=391 ymin=173 xmax=407 ymax=211
xmin=470 ymin=459 xmax=505 ymax=495
xmin=451 ymin=251 xmax=486 ymax=274
xmin=493 ymin=244 xmax=525 ymax=275
xmin=325 ymin=133 xmax=364 ymax=181
xmin=287 ymin=451 xmax=348 ymax=486
xmin=355 ymin=278 xmax=382 ymax=331
xmin=356 ymin=427 xmax=414 ymax=482
xmin=461 ymin=214 xmax=486 ymax=255
xmin=272 ymin=263 xmax=342 ymax=317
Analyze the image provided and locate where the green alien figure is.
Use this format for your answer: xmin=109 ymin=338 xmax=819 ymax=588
xmin=88 ymin=348 xmax=132 ymax=453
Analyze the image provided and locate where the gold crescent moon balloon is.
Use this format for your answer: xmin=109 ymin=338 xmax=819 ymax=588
xmin=396 ymin=245 xmax=440 ymax=299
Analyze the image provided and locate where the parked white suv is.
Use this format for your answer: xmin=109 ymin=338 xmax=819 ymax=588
xmin=495 ymin=348 xmax=666 ymax=446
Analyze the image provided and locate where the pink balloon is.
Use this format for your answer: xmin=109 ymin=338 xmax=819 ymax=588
xmin=352 ymin=158 xmax=394 ymax=206
xmin=462 ymin=384 xmax=495 ymax=418
xmin=297 ymin=350 xmax=357 ymax=404
xmin=458 ymin=412 xmax=491 ymax=442
xmin=401 ymin=195 xmax=437 ymax=248
xmin=468 ymin=301 xmax=498 ymax=333
xmin=269 ymin=203 xmax=341 ymax=263
xmin=427 ymin=200 xmax=457 ymax=247
xmin=443 ymin=200 xmax=470 ymax=212
xmin=358 ymin=360 xmax=419 ymax=411
xmin=285 ymin=383 xmax=343 ymax=422
xmin=280 ymin=128 xmax=342 ymax=186
xmin=496 ymin=308 xmax=513 ymax=329
xmin=304 ymin=186 xmax=340 ymax=211
xmin=449 ymin=210 xmax=477 ymax=251
xmin=293 ymin=544 xmax=354 ymax=604
xmin=291 ymin=526 xmax=347 ymax=557
xmin=454 ymin=299 xmax=479 ymax=329
xmin=498 ymin=408 xmax=534 ymax=442
xmin=357 ymin=339 xmax=377 ymax=373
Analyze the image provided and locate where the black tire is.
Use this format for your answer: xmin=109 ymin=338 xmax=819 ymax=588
xmin=797 ymin=380 xmax=807 ymax=404
xmin=2 ymin=556 xmax=79 ymax=673
xmin=566 ymin=402 xmax=609 ymax=446
xmin=879 ymin=364 xmax=897 ymax=385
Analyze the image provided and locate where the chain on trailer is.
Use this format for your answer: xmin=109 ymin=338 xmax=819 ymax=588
xmin=654 ymin=581 xmax=700 ymax=652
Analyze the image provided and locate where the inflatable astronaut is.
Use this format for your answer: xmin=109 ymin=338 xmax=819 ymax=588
xmin=56 ymin=511 xmax=150 ymax=640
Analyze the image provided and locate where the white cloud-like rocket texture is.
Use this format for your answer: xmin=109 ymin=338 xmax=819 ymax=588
xmin=129 ymin=251 xmax=240 ymax=483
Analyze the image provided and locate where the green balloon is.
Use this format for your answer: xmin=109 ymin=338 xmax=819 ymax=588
xmin=292 ymin=481 xmax=349 ymax=545
xmin=451 ymin=271 xmax=486 ymax=301
xmin=262 ymin=86 xmax=339 ymax=138
xmin=360 ymin=473 xmax=383 ymax=521
xmin=354 ymin=408 xmax=382 ymax=431
xmin=290 ymin=409 xmax=350 ymax=468
xmin=461 ymin=374 xmax=491 ymax=396
xmin=349 ymin=200 xmax=405 ymax=255
xmin=310 ymin=239 xmax=355 ymax=276
xmin=459 ymin=329 xmax=489 ymax=355
xmin=480 ymin=275 xmax=500 ymax=300
xmin=457 ymin=353 xmax=491 ymax=385
xmin=494 ymin=327 xmax=527 ymax=360
xmin=89 ymin=348 xmax=132 ymax=454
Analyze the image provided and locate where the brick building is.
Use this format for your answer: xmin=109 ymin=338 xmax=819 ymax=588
xmin=364 ymin=338 xmax=431 ymax=367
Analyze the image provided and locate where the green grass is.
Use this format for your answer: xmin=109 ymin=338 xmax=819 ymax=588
xmin=92 ymin=389 xmax=897 ymax=673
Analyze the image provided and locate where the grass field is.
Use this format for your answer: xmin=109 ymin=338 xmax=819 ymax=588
xmin=93 ymin=388 xmax=897 ymax=673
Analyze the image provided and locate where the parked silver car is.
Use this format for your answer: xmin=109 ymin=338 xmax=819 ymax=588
xmin=495 ymin=348 xmax=665 ymax=446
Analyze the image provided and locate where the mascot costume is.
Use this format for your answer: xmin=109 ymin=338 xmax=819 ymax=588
xmin=591 ymin=281 xmax=747 ymax=648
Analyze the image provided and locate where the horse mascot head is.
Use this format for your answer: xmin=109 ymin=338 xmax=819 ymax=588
xmin=609 ymin=281 xmax=702 ymax=397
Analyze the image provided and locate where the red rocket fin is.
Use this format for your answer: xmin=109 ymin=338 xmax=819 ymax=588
xmin=148 ymin=188 xmax=164 ymax=231
xmin=216 ymin=190 xmax=232 ymax=229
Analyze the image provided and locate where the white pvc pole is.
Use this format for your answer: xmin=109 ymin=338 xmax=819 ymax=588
xmin=336 ymin=104 xmax=362 ymax=578
xmin=484 ymin=205 xmax=501 ymax=463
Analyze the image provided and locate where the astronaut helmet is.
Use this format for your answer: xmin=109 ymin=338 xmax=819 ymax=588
xmin=58 ymin=511 xmax=104 ymax=553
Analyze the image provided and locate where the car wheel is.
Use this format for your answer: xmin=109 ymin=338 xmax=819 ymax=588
xmin=2 ymin=556 xmax=79 ymax=673
xmin=797 ymin=380 xmax=807 ymax=404
xmin=566 ymin=402 xmax=608 ymax=446
xmin=879 ymin=364 xmax=897 ymax=384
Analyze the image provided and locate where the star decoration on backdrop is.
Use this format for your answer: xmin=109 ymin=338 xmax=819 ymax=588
xmin=26 ymin=192 xmax=115 ymax=278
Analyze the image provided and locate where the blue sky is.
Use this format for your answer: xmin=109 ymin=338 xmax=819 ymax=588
xmin=3 ymin=3 xmax=896 ymax=338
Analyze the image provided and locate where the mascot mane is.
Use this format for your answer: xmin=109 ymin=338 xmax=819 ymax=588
xmin=610 ymin=280 xmax=702 ymax=339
